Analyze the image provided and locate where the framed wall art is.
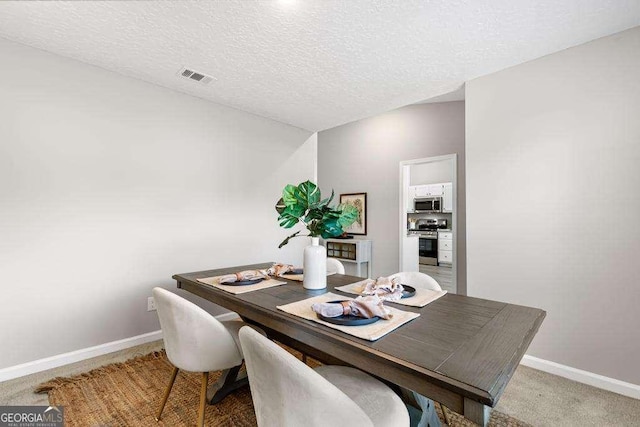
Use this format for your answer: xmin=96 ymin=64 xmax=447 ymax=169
xmin=339 ymin=192 xmax=367 ymax=235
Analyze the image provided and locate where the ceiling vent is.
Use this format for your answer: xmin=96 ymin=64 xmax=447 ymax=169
xmin=178 ymin=67 xmax=215 ymax=85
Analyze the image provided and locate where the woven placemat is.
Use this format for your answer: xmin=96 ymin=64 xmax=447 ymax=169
xmin=196 ymin=277 xmax=287 ymax=294
xmin=277 ymin=292 xmax=420 ymax=341
xmin=36 ymin=348 xmax=530 ymax=426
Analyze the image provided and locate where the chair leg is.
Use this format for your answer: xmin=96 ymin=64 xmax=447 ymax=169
xmin=156 ymin=366 xmax=179 ymax=421
xmin=198 ymin=372 xmax=209 ymax=427
xmin=439 ymin=403 xmax=451 ymax=425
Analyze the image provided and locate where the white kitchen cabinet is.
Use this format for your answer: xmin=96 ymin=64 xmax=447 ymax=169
xmin=438 ymin=251 xmax=453 ymax=263
xmin=402 ymin=234 xmax=419 ymax=272
xmin=438 ymin=231 xmax=453 ymax=240
xmin=438 ymin=230 xmax=453 ymax=265
xmin=442 ymin=182 xmax=453 ymax=213
xmin=414 ymin=184 xmax=444 ymax=197
xmin=414 ymin=185 xmax=428 ymax=197
xmin=428 ymin=184 xmax=444 ymax=196
xmin=407 ymin=185 xmax=416 ymax=212
xmin=439 ymin=240 xmax=454 ymax=251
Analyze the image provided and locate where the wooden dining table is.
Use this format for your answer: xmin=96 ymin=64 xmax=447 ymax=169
xmin=174 ymin=262 xmax=545 ymax=426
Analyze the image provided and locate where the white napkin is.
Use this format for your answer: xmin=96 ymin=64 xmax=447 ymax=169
xmin=311 ymin=295 xmax=392 ymax=319
xmin=267 ymin=263 xmax=301 ymax=277
xmin=217 ymin=269 xmax=269 ymax=284
xmin=361 ymin=277 xmax=404 ymax=301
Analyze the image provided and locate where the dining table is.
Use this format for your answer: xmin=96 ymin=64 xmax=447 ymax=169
xmin=173 ymin=262 xmax=545 ymax=427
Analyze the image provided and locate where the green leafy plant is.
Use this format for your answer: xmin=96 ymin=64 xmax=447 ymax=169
xmin=275 ymin=180 xmax=359 ymax=248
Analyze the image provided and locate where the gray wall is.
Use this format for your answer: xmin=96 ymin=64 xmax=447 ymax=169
xmin=318 ymin=102 xmax=466 ymax=292
xmin=466 ymin=27 xmax=640 ymax=385
xmin=0 ymin=38 xmax=315 ymax=370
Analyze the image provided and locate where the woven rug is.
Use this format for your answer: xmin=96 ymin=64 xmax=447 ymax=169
xmin=36 ymin=349 xmax=530 ymax=427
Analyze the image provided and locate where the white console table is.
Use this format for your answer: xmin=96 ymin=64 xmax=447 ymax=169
xmin=324 ymin=239 xmax=372 ymax=278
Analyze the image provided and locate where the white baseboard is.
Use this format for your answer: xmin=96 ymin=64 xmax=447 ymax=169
xmin=521 ymin=355 xmax=640 ymax=400
xmin=0 ymin=312 xmax=239 ymax=383
xmin=7 ymin=315 xmax=636 ymax=401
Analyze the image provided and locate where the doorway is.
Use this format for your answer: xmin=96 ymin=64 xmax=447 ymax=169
xmin=399 ymin=154 xmax=458 ymax=294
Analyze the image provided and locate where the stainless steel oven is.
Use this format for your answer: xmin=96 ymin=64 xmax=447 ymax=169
xmin=418 ymin=231 xmax=438 ymax=265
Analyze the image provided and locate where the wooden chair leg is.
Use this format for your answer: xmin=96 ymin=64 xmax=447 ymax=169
xmin=156 ymin=366 xmax=179 ymax=421
xmin=439 ymin=402 xmax=451 ymax=425
xmin=198 ymin=372 xmax=209 ymax=427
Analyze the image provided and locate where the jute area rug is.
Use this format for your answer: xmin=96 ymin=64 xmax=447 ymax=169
xmin=36 ymin=349 xmax=530 ymax=427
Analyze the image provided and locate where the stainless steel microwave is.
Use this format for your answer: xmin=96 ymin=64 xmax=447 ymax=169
xmin=414 ymin=197 xmax=442 ymax=213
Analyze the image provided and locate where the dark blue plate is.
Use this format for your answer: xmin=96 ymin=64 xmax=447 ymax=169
xmin=401 ymin=285 xmax=416 ymax=298
xmin=227 ymin=278 xmax=264 ymax=286
xmin=316 ymin=300 xmax=381 ymax=326
xmin=283 ymin=268 xmax=304 ymax=275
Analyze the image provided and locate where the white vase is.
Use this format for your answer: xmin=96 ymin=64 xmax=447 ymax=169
xmin=303 ymin=237 xmax=327 ymax=290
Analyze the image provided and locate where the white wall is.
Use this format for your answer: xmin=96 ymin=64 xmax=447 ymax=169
xmin=318 ymin=102 xmax=465 ymax=290
xmin=0 ymin=38 xmax=315 ymax=370
xmin=410 ymin=159 xmax=453 ymax=186
xmin=466 ymin=27 xmax=640 ymax=385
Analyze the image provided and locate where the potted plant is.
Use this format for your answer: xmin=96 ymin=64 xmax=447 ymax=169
xmin=275 ymin=181 xmax=358 ymax=289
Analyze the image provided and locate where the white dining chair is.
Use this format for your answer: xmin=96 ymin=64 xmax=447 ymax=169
xmin=388 ymin=271 xmax=442 ymax=291
xmin=153 ymin=287 xmax=259 ymax=427
xmin=386 ymin=272 xmax=443 ymax=427
xmin=239 ymin=326 xmax=410 ymax=427
xmin=326 ymin=257 xmax=345 ymax=275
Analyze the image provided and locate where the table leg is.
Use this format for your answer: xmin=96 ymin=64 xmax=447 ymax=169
xmin=207 ymin=364 xmax=248 ymax=404
xmin=411 ymin=391 xmax=441 ymax=427
xmin=463 ymin=397 xmax=491 ymax=427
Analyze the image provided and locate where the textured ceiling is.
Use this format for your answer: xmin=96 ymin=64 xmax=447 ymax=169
xmin=0 ymin=1 xmax=639 ymax=131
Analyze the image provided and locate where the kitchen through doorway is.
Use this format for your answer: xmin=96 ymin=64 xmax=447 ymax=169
xmin=399 ymin=154 xmax=458 ymax=294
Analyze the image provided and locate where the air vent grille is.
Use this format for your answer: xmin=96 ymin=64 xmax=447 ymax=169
xmin=178 ymin=67 xmax=215 ymax=85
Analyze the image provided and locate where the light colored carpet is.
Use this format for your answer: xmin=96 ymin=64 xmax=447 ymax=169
xmin=495 ymin=364 xmax=640 ymax=427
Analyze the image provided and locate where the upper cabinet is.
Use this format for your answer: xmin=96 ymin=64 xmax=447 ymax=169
xmin=414 ymin=183 xmax=444 ymax=197
xmin=442 ymin=182 xmax=453 ymax=213
xmin=407 ymin=185 xmax=416 ymax=212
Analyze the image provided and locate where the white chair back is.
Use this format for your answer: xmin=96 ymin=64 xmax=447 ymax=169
xmin=388 ymin=271 xmax=442 ymax=291
xmin=326 ymin=258 xmax=346 ymax=275
xmin=239 ymin=326 xmax=373 ymax=427
xmin=153 ymin=288 xmax=242 ymax=373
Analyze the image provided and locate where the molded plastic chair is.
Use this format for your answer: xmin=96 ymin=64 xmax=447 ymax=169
xmin=239 ymin=326 xmax=410 ymax=427
xmin=326 ymin=258 xmax=346 ymax=275
xmin=153 ymin=287 xmax=256 ymax=426
xmin=388 ymin=271 xmax=442 ymax=291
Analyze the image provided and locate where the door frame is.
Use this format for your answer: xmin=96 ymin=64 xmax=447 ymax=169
xmin=399 ymin=153 xmax=458 ymax=293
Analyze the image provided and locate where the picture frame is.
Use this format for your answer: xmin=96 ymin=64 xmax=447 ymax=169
xmin=339 ymin=192 xmax=367 ymax=235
